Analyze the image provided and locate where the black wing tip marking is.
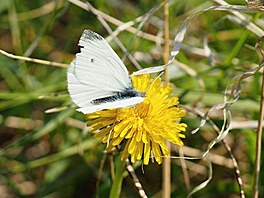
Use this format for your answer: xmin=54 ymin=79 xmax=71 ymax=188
xmin=82 ymin=29 xmax=103 ymax=41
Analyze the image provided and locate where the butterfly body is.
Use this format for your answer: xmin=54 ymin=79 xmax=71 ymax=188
xmin=67 ymin=29 xmax=145 ymax=114
xmin=91 ymin=88 xmax=145 ymax=105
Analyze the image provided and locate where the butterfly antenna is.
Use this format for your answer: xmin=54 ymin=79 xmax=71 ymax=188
xmin=144 ymin=72 xmax=164 ymax=93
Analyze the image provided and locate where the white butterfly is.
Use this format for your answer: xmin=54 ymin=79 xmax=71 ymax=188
xmin=68 ymin=29 xmax=165 ymax=114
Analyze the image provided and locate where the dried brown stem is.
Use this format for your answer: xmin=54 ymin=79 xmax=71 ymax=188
xmin=253 ymin=36 xmax=264 ymax=198
xmin=179 ymin=147 xmax=191 ymax=190
xmin=0 ymin=49 xmax=68 ymax=68
xmin=96 ymin=153 xmax=107 ymax=198
xmin=184 ymin=106 xmax=245 ymax=198
xmin=125 ymin=160 xmax=148 ymax=198
xmin=253 ymin=65 xmax=264 ymax=198
xmin=162 ymin=1 xmax=171 ymax=198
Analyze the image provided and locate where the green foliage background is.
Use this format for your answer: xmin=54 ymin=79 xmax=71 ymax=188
xmin=0 ymin=0 xmax=263 ymax=197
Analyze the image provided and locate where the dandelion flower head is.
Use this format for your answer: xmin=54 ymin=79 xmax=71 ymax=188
xmin=86 ymin=74 xmax=187 ymax=164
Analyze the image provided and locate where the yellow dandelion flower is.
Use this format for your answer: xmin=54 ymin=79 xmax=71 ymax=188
xmin=86 ymin=74 xmax=187 ymax=165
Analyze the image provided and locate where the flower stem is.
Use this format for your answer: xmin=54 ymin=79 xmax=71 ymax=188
xmin=109 ymin=156 xmax=126 ymax=198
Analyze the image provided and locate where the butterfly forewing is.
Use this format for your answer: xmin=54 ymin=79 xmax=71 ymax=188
xmin=75 ymin=30 xmax=131 ymax=90
xmin=67 ymin=30 xmax=144 ymax=114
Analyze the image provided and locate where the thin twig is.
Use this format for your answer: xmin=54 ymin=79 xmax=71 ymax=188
xmin=179 ymin=147 xmax=191 ymax=190
xmin=220 ymin=138 xmax=245 ymax=198
xmin=253 ymin=70 xmax=264 ymax=198
xmin=121 ymin=2 xmax=165 ymax=63
xmin=184 ymin=106 xmax=245 ymax=198
xmin=68 ymin=0 xmax=163 ymax=43
xmin=208 ymin=112 xmax=245 ymax=198
xmin=0 ymin=49 xmax=68 ymax=68
xmin=163 ymin=1 xmax=170 ymax=80
xmin=68 ymin=0 xmax=212 ymax=59
xmin=84 ymin=2 xmax=142 ymax=70
xmin=213 ymin=0 xmax=264 ymax=36
xmin=126 ymin=160 xmax=148 ymax=198
xmin=96 ymin=153 xmax=107 ymax=198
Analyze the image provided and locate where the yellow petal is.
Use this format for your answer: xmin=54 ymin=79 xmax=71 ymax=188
xmin=143 ymin=143 xmax=151 ymax=165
